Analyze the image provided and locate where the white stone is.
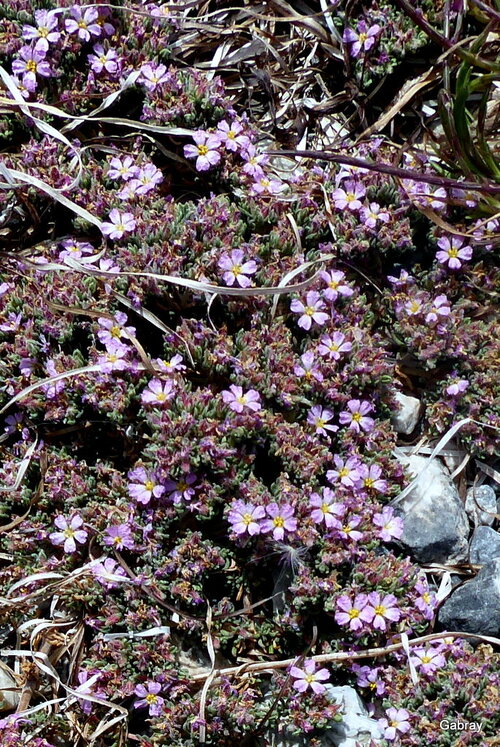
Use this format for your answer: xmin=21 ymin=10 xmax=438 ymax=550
xmin=390 ymin=392 xmax=422 ymax=435
xmin=0 ymin=661 xmax=20 ymax=711
xmin=323 ymin=686 xmax=384 ymax=746
xmin=465 ymin=485 xmax=497 ymax=527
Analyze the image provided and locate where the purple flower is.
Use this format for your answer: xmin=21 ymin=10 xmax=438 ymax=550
xmin=335 ymin=515 xmax=364 ymax=542
xmin=307 ymin=406 xmax=337 ymax=436
xmin=107 ymin=156 xmax=139 ymax=181
xmin=326 ymin=454 xmax=362 ymax=488
xmin=351 ymin=664 xmax=386 ymax=695
xmin=0 ymin=312 xmax=22 ymax=332
xmin=339 ymin=399 xmax=375 ymax=433
xmin=335 ymin=594 xmax=372 ymax=632
xmin=320 ymin=270 xmax=354 ymax=302
xmin=101 ymin=209 xmax=136 ymax=240
xmin=363 ymin=592 xmax=401 ymax=631
xmin=132 ymin=164 xmax=164 ymax=195
xmin=260 ymin=503 xmax=297 ymax=541
xmin=404 ymin=296 xmax=425 ymax=316
xmin=127 ymin=467 xmax=165 ymax=505
xmin=358 ymin=463 xmax=388 ymax=494
xmin=331 ymin=180 xmax=365 ymax=211
xmin=58 ymin=239 xmax=94 ymax=261
xmin=216 ymin=120 xmax=250 ymax=151
xmin=103 ymin=523 xmax=135 ymax=550
xmin=251 ymin=176 xmax=284 ymax=195
xmin=153 ymin=355 xmax=186 ymax=374
xmin=22 ymin=10 xmax=60 ymax=51
xmin=360 ymin=202 xmax=390 ymax=229
xmin=318 ymin=332 xmax=352 ymax=360
xmin=436 ymin=235 xmax=473 ymax=270
xmin=414 ymin=577 xmax=438 ymax=620
xmin=96 ymin=343 xmax=131 ymax=373
xmin=290 ymin=291 xmax=329 ymax=331
xmin=41 ymin=359 xmax=66 ymax=399
xmin=227 ymin=500 xmax=265 ymax=536
xmin=289 ymin=659 xmax=330 ymax=694
xmin=164 ymin=473 xmax=197 ymax=504
xmin=91 ymin=557 xmax=128 ymax=589
xmin=97 ymin=312 xmax=136 ymax=347
xmin=141 ymin=378 xmax=175 ymax=406
xmin=12 ymin=43 xmax=52 ymax=89
xmin=445 ymin=375 xmax=469 ymax=397
xmin=343 ymin=21 xmax=381 ymax=57
xmin=222 ymin=385 xmax=261 ymax=413
xmin=88 ymin=44 xmax=119 ymax=75
xmin=309 ymin=488 xmax=345 ymax=528
xmin=218 ymin=249 xmax=257 ymax=287
xmin=184 ymin=131 xmax=221 ymax=171
xmin=294 ymin=351 xmax=323 ymax=382
xmin=410 ymin=647 xmax=446 ymax=675
xmin=49 ymin=514 xmax=88 ymax=554
xmin=65 ymin=6 xmax=102 ymax=42
xmin=378 ymin=707 xmax=411 ymax=741
xmin=241 ymin=144 xmax=268 ymax=178
xmin=425 ymin=294 xmax=451 ymax=324
xmin=372 ymin=506 xmax=403 ymax=541
xmin=134 ymin=682 xmax=164 ymax=716
xmin=139 ymin=63 xmax=171 ymax=91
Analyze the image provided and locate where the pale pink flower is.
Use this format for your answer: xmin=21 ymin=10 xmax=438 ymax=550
xmin=164 ymin=473 xmax=197 ymax=503
xmin=107 ymin=156 xmax=139 ymax=181
xmin=132 ymin=164 xmax=164 ymax=195
xmin=153 ymin=355 xmax=186 ymax=374
xmin=216 ymin=120 xmax=250 ymax=152
xmin=343 ymin=21 xmax=380 ymax=57
xmin=351 ymin=664 xmax=386 ymax=695
xmin=101 ymin=209 xmax=136 ymax=240
xmin=436 ymin=236 xmax=472 ymax=270
xmin=290 ymin=291 xmax=329 ymax=331
xmin=404 ymin=296 xmax=425 ymax=316
xmin=410 ymin=647 xmax=446 ymax=675
xmin=22 ymin=10 xmax=60 ymax=51
xmin=372 ymin=506 xmax=403 ymax=541
xmin=251 ymin=176 xmax=284 ymax=195
xmin=139 ymin=62 xmax=171 ymax=91
xmin=88 ymin=45 xmax=119 ymax=75
xmin=141 ymin=378 xmax=175 ymax=406
xmin=96 ymin=343 xmax=130 ymax=373
xmin=339 ymin=399 xmax=375 ymax=433
xmin=103 ymin=523 xmax=135 ymax=550
xmin=358 ymin=463 xmax=388 ymax=494
xmin=445 ymin=375 xmax=469 ymax=396
xmin=360 ymin=202 xmax=390 ymax=229
xmin=260 ymin=503 xmax=297 ymax=541
xmin=425 ymin=294 xmax=450 ymax=324
xmin=184 ymin=131 xmax=221 ymax=171
xmin=309 ymin=488 xmax=345 ymax=528
xmin=91 ymin=557 xmax=128 ymax=589
xmin=127 ymin=467 xmax=165 ymax=505
xmin=294 ymin=351 xmax=323 ymax=382
xmin=58 ymin=239 xmax=94 ymax=261
xmin=335 ymin=594 xmax=372 ymax=632
xmin=97 ymin=312 xmax=136 ymax=347
xmin=222 ymin=385 xmax=261 ymax=413
xmin=134 ymin=682 xmax=164 ymax=716
xmin=12 ymin=43 xmax=52 ymax=89
xmin=331 ymin=180 xmax=365 ymax=211
xmin=241 ymin=144 xmax=268 ymax=178
xmin=289 ymin=659 xmax=330 ymax=694
xmin=378 ymin=707 xmax=410 ymax=741
xmin=335 ymin=515 xmax=364 ymax=542
xmin=363 ymin=592 xmax=401 ymax=631
xmin=49 ymin=514 xmax=88 ymax=554
xmin=326 ymin=454 xmax=362 ymax=488
xmin=318 ymin=332 xmax=352 ymax=360
xmin=227 ymin=500 xmax=265 ymax=536
xmin=218 ymin=249 xmax=257 ymax=287
xmin=307 ymin=405 xmax=337 ymax=436
xmin=65 ymin=6 xmax=101 ymax=42
xmin=320 ymin=270 xmax=354 ymax=302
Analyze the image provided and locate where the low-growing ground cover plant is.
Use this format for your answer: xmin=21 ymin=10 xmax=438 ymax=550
xmin=0 ymin=1 xmax=499 ymax=745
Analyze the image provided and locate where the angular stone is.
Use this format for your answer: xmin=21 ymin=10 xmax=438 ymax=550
xmin=390 ymin=392 xmax=422 ymax=435
xmin=465 ymin=485 xmax=497 ymax=526
xmin=437 ymin=559 xmax=500 ymax=636
xmin=394 ymin=455 xmax=469 ymax=564
xmin=469 ymin=526 xmax=500 ymax=565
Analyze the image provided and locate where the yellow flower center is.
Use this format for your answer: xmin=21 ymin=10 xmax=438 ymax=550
xmin=110 ymin=325 xmax=121 ymax=337
xmin=26 ymin=60 xmax=37 ymax=73
xmin=338 ymin=467 xmax=349 ymax=477
xmin=409 ymin=301 xmax=421 ymax=313
xmin=156 ymin=392 xmax=167 ymax=401
xmin=260 ymin=178 xmax=270 ymax=187
xmin=374 ymin=605 xmax=386 ymax=616
xmin=227 ymin=130 xmax=236 ymax=139
xmin=145 ymin=693 xmax=157 ymax=704
xmin=342 ymin=524 xmax=351 ymax=533
xmin=115 ymin=223 xmax=125 ymax=233
xmin=346 ymin=193 xmax=355 ymax=202
xmin=304 ymin=306 xmax=315 ymax=316
xmin=304 ymin=673 xmax=315 ymax=683
xmin=348 ymin=608 xmax=360 ymax=619
xmin=63 ymin=528 xmax=75 ymax=539
xmin=236 ymin=395 xmax=247 ymax=405
xmin=359 ymin=32 xmax=368 ymax=43
xmin=328 ymin=280 xmax=339 ymax=289
xmin=273 ymin=516 xmax=285 ymax=528
xmin=315 ymin=418 xmax=326 ymax=429
xmin=448 ymin=248 xmax=458 ymax=258
xmin=231 ymin=264 xmax=242 ymax=275
xmin=364 ymin=478 xmax=375 ymax=489
xmin=113 ymin=536 xmax=122 ymax=545
xmin=242 ymin=513 xmax=253 ymax=525
xmin=351 ymin=412 xmax=362 ymax=422
xmin=39 ymin=26 xmax=49 ymax=37
xmin=197 ymin=144 xmax=209 ymax=156
xmin=99 ymin=54 xmax=108 ymax=64
xmin=78 ymin=20 xmax=88 ymax=29
xmin=177 ymin=481 xmax=188 ymax=491
xmin=321 ymin=503 xmax=330 ymax=514
xmin=107 ymin=354 xmax=118 ymax=363
xmin=421 ymin=655 xmax=432 ymax=664
xmin=145 ymin=480 xmax=155 ymax=492
xmin=423 ymin=592 xmax=430 ymax=603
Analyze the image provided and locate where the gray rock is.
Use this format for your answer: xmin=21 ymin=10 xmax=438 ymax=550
xmin=390 ymin=392 xmax=422 ymax=435
xmin=469 ymin=526 xmax=500 ymax=565
xmin=260 ymin=686 xmax=383 ymax=747
xmin=465 ymin=485 xmax=497 ymax=526
xmin=438 ymin=558 xmax=500 ymax=636
xmin=394 ymin=455 xmax=469 ymax=564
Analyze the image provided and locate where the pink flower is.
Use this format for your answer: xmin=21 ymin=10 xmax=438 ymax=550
xmin=410 ymin=647 xmax=446 ymax=675
xmin=127 ymin=467 xmax=165 ymax=505
xmin=227 ymin=500 xmax=265 ymax=536
xmin=184 ymin=131 xmax=221 ymax=171
xmin=103 ymin=523 xmax=135 ymax=550
xmin=222 ymin=385 xmax=261 ymax=413
xmin=107 ymin=156 xmax=139 ymax=181
xmin=343 ymin=21 xmax=381 ymax=57
xmin=96 ymin=343 xmax=131 ymax=373
xmin=153 ymin=355 xmax=186 ymax=374
xmin=351 ymin=664 xmax=386 ymax=695
xmin=97 ymin=312 xmax=136 ymax=347
xmin=141 ymin=378 xmax=175 ymax=406
xmin=216 ymin=120 xmax=250 ymax=152
xmin=378 ymin=707 xmax=410 ymax=741
xmin=414 ymin=578 xmax=438 ymax=620
xmin=134 ymin=682 xmax=164 ymax=716
xmin=360 ymin=202 xmax=390 ymax=229
xmin=101 ymin=209 xmax=136 ymax=240
xmin=436 ymin=236 xmax=472 ymax=269
xmin=320 ymin=270 xmax=354 ymax=302
xmin=49 ymin=514 xmax=88 ymax=554
xmin=318 ymin=332 xmax=352 ymax=360
xmin=91 ymin=558 xmax=128 ymax=589
xmin=251 ymin=176 xmax=284 ymax=195
xmin=88 ymin=45 xmax=119 ymax=75
xmin=358 ymin=463 xmax=388 ymax=494
xmin=363 ymin=592 xmax=401 ymax=631
xmin=164 ymin=473 xmax=197 ymax=504
xmin=339 ymin=399 xmax=375 ymax=433
xmin=22 ymin=10 xmax=60 ymax=51
xmin=260 ymin=503 xmax=297 ymax=541
xmin=331 ymin=180 xmax=365 ymax=211
xmin=294 ymin=351 xmax=323 ymax=382
xmin=289 ymin=659 xmax=330 ymax=694
xmin=290 ymin=291 xmax=329 ymax=331
xmin=425 ymin=294 xmax=451 ymax=324
xmin=58 ymin=239 xmax=94 ymax=261
xmin=12 ymin=43 xmax=52 ymax=89
xmin=218 ymin=249 xmax=257 ymax=287
xmin=307 ymin=406 xmax=337 ymax=436
xmin=326 ymin=454 xmax=362 ymax=488
xmin=445 ymin=375 xmax=469 ymax=396
xmin=132 ymin=164 xmax=164 ymax=195
xmin=309 ymin=488 xmax=345 ymax=528
xmin=335 ymin=515 xmax=364 ymax=542
xmin=404 ymin=296 xmax=425 ymax=316
xmin=241 ymin=144 xmax=268 ymax=178
xmin=335 ymin=594 xmax=372 ymax=632
xmin=139 ymin=62 xmax=171 ymax=91
xmin=373 ymin=506 xmax=403 ymax=541
xmin=65 ymin=6 xmax=102 ymax=42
